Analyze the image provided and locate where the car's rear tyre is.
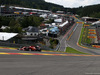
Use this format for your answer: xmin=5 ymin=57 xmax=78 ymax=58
xmin=17 ymin=48 xmax=19 ymax=50
xmin=38 ymin=49 xmax=41 ymax=52
xmin=29 ymin=49 xmax=32 ymax=51
xmin=25 ymin=48 xmax=29 ymax=51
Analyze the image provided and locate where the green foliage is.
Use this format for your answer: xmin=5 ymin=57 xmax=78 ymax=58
xmin=79 ymin=27 xmax=84 ymax=45
xmin=79 ymin=25 xmax=92 ymax=45
xmin=86 ymin=38 xmax=91 ymax=44
xmin=0 ymin=16 xmax=11 ymax=27
xmin=66 ymin=47 xmax=89 ymax=54
xmin=49 ymin=38 xmax=59 ymax=49
xmin=69 ymin=4 xmax=100 ymax=18
xmin=90 ymin=12 xmax=100 ymax=18
xmin=20 ymin=17 xmax=29 ymax=28
xmin=1 ymin=0 xmax=100 ymax=17
xmin=4 ymin=19 xmax=22 ymax=33
xmin=64 ymin=4 xmax=100 ymax=18
xmin=21 ymin=16 xmax=44 ymax=28
xmin=82 ymin=27 xmax=92 ymax=44
xmin=0 ymin=16 xmax=43 ymax=33
xmin=0 ymin=0 xmax=64 ymax=12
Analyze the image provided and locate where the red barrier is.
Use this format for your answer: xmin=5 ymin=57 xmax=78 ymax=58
xmin=92 ymin=45 xmax=100 ymax=48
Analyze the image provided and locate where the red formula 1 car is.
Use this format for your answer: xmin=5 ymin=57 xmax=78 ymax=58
xmin=18 ymin=45 xmax=41 ymax=52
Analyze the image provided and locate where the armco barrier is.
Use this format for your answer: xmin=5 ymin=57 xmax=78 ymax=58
xmin=0 ymin=41 xmax=60 ymax=51
xmin=0 ymin=41 xmax=25 ymax=48
xmin=0 ymin=41 xmax=50 ymax=50
xmin=92 ymin=45 xmax=100 ymax=48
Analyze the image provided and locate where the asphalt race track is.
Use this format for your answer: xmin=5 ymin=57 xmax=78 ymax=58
xmin=0 ymin=48 xmax=100 ymax=75
xmin=1 ymin=53 xmax=100 ymax=75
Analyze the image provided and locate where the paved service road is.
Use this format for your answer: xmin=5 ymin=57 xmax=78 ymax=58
xmin=1 ymin=55 xmax=100 ymax=75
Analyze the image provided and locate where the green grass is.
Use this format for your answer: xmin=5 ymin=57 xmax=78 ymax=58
xmin=79 ymin=27 xmax=84 ymax=45
xmin=79 ymin=24 xmax=92 ymax=45
xmin=66 ymin=47 xmax=89 ymax=54
xmin=86 ymin=38 xmax=91 ymax=44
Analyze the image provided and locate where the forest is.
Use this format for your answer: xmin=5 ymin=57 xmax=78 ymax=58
xmin=0 ymin=0 xmax=100 ymax=18
xmin=67 ymin=4 xmax=100 ymax=18
xmin=0 ymin=0 xmax=65 ymax=12
xmin=0 ymin=16 xmax=44 ymax=33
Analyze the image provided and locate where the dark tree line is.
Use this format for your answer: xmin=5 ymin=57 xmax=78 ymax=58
xmin=0 ymin=0 xmax=65 ymax=12
xmin=66 ymin=4 xmax=100 ymax=18
xmin=0 ymin=16 xmax=44 ymax=33
xmin=1 ymin=0 xmax=100 ymax=18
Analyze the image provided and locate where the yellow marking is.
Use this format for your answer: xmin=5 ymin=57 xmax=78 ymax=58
xmin=0 ymin=47 xmax=5 ymax=48
xmin=84 ymin=31 xmax=86 ymax=32
xmin=67 ymin=32 xmax=74 ymax=40
xmin=82 ymin=22 xmax=84 ymax=24
xmin=9 ymin=48 xmax=17 ymax=50
xmin=0 ymin=47 xmax=17 ymax=50
xmin=42 ymin=53 xmax=54 ymax=56
xmin=87 ymin=36 xmax=96 ymax=38
xmin=42 ymin=50 xmax=55 ymax=53
xmin=0 ymin=52 xmax=10 ymax=55
xmin=92 ymin=45 xmax=100 ymax=48
xmin=77 ymin=43 xmax=88 ymax=49
xmin=0 ymin=52 xmax=100 ymax=56
xmin=19 ymin=53 xmax=34 ymax=55
xmin=81 ymin=55 xmax=91 ymax=56
xmin=47 ymin=51 xmax=55 ymax=52
xmin=88 ymin=32 xmax=96 ymax=34
xmin=77 ymin=22 xmax=83 ymax=24
xmin=89 ymin=29 xmax=95 ymax=31
xmin=73 ymin=55 xmax=82 ymax=56
xmin=14 ymin=12 xmax=20 ymax=14
xmin=84 ymin=25 xmax=90 ymax=27
xmin=83 ymin=35 xmax=85 ymax=37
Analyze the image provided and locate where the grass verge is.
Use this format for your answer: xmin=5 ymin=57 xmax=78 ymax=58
xmin=78 ymin=27 xmax=84 ymax=45
xmin=78 ymin=24 xmax=92 ymax=46
xmin=65 ymin=47 xmax=89 ymax=54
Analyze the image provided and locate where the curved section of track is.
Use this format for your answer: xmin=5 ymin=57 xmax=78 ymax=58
xmin=67 ymin=23 xmax=100 ymax=55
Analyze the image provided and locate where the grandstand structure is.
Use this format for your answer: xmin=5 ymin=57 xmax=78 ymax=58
xmin=82 ymin=17 xmax=99 ymax=24
xmin=0 ymin=5 xmax=51 ymax=17
xmin=96 ymin=24 xmax=100 ymax=43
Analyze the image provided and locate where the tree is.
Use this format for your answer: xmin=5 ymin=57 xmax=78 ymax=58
xmin=90 ymin=12 xmax=100 ymax=18
xmin=0 ymin=16 xmax=11 ymax=26
xmin=4 ymin=18 xmax=22 ymax=33
xmin=21 ymin=16 xmax=44 ymax=28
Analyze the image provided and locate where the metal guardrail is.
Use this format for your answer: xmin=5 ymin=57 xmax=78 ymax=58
xmin=0 ymin=41 xmax=60 ymax=50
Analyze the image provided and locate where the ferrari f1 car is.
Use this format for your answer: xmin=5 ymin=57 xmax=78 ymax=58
xmin=18 ymin=45 xmax=41 ymax=52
